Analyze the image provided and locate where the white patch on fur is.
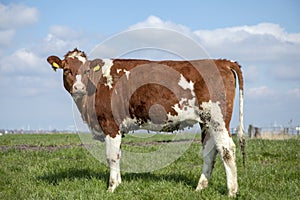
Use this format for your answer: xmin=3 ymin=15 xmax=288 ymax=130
xmin=72 ymin=75 xmax=86 ymax=100
xmin=178 ymin=74 xmax=195 ymax=96
xmin=168 ymin=97 xmax=200 ymax=124
xmin=124 ymin=69 xmax=130 ymax=80
xmin=73 ymin=75 xmax=84 ymax=90
xmin=117 ymin=69 xmax=130 ymax=80
xmin=200 ymin=101 xmax=229 ymax=152
xmin=201 ymin=101 xmax=225 ymax=128
xmin=102 ymin=59 xmax=114 ymax=89
xmin=67 ymin=51 xmax=87 ymax=64
xmin=75 ymin=74 xmax=82 ymax=83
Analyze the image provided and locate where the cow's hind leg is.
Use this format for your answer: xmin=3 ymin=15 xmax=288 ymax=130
xmin=105 ymin=134 xmax=122 ymax=192
xmin=215 ymin=131 xmax=238 ymax=197
xmin=199 ymin=102 xmax=238 ymax=197
xmin=196 ymin=127 xmax=218 ymax=191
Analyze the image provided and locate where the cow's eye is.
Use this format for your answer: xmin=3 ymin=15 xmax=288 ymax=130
xmin=64 ymin=69 xmax=72 ymax=76
xmin=85 ymin=69 xmax=90 ymax=74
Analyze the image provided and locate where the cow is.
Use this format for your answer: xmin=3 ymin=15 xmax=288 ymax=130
xmin=47 ymin=48 xmax=245 ymax=197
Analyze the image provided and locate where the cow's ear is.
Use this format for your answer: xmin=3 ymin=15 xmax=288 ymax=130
xmin=47 ymin=56 xmax=63 ymax=71
xmin=90 ymin=59 xmax=104 ymax=72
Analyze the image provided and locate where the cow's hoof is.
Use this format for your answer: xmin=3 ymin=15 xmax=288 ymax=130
xmin=107 ymin=185 xmax=118 ymax=193
xmin=107 ymin=187 xmax=115 ymax=193
xmin=195 ymin=181 xmax=208 ymax=191
xmin=107 ymin=180 xmax=121 ymax=193
xmin=228 ymin=191 xmax=238 ymax=198
xmin=195 ymin=175 xmax=208 ymax=191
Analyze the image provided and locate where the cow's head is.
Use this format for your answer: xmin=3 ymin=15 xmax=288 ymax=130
xmin=47 ymin=48 xmax=87 ymax=100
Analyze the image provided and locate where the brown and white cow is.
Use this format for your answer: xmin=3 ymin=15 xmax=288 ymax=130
xmin=47 ymin=48 xmax=245 ymax=197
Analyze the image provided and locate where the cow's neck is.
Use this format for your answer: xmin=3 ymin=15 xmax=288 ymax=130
xmin=74 ymin=69 xmax=101 ymax=132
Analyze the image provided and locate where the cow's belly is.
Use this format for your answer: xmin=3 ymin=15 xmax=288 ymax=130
xmin=119 ymin=117 xmax=200 ymax=133
xmin=119 ymin=97 xmax=201 ymax=133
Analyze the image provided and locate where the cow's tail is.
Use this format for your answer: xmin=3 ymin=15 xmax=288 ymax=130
xmin=231 ymin=62 xmax=246 ymax=168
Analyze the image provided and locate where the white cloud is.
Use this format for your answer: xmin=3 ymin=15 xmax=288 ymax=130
xmin=129 ymin=15 xmax=191 ymax=35
xmin=43 ymin=33 xmax=71 ymax=54
xmin=0 ymin=3 xmax=39 ymax=29
xmin=194 ymin=23 xmax=300 ymax=45
xmin=49 ymin=25 xmax=82 ymax=40
xmin=0 ymin=48 xmax=46 ymax=74
xmin=194 ymin=22 xmax=300 ymax=62
xmin=91 ymin=16 xmax=208 ymax=59
xmin=227 ymin=23 xmax=300 ymax=43
xmin=41 ymin=25 xmax=95 ymax=56
xmin=0 ymin=3 xmax=39 ymax=50
xmin=0 ymin=48 xmax=61 ymax=98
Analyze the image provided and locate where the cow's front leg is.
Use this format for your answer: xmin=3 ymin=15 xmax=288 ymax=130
xmin=105 ymin=134 xmax=122 ymax=192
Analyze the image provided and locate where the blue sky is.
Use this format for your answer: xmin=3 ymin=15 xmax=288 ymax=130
xmin=0 ymin=0 xmax=299 ymax=131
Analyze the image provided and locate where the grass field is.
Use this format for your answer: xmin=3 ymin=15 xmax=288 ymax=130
xmin=0 ymin=133 xmax=299 ymax=199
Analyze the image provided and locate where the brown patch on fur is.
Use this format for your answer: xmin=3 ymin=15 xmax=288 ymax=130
xmin=222 ymin=147 xmax=232 ymax=163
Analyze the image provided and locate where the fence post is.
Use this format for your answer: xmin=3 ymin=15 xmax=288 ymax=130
xmin=254 ymin=127 xmax=261 ymax=138
xmin=248 ymin=124 xmax=255 ymax=138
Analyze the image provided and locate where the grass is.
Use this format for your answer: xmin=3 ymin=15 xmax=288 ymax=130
xmin=0 ymin=133 xmax=299 ymax=199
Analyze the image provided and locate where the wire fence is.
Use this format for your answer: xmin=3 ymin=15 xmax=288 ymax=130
xmin=245 ymin=124 xmax=300 ymax=139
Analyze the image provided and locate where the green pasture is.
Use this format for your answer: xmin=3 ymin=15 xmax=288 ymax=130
xmin=0 ymin=133 xmax=299 ymax=199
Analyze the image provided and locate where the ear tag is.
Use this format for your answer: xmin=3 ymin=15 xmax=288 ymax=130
xmin=52 ymin=62 xmax=60 ymax=69
xmin=93 ymin=65 xmax=100 ymax=72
